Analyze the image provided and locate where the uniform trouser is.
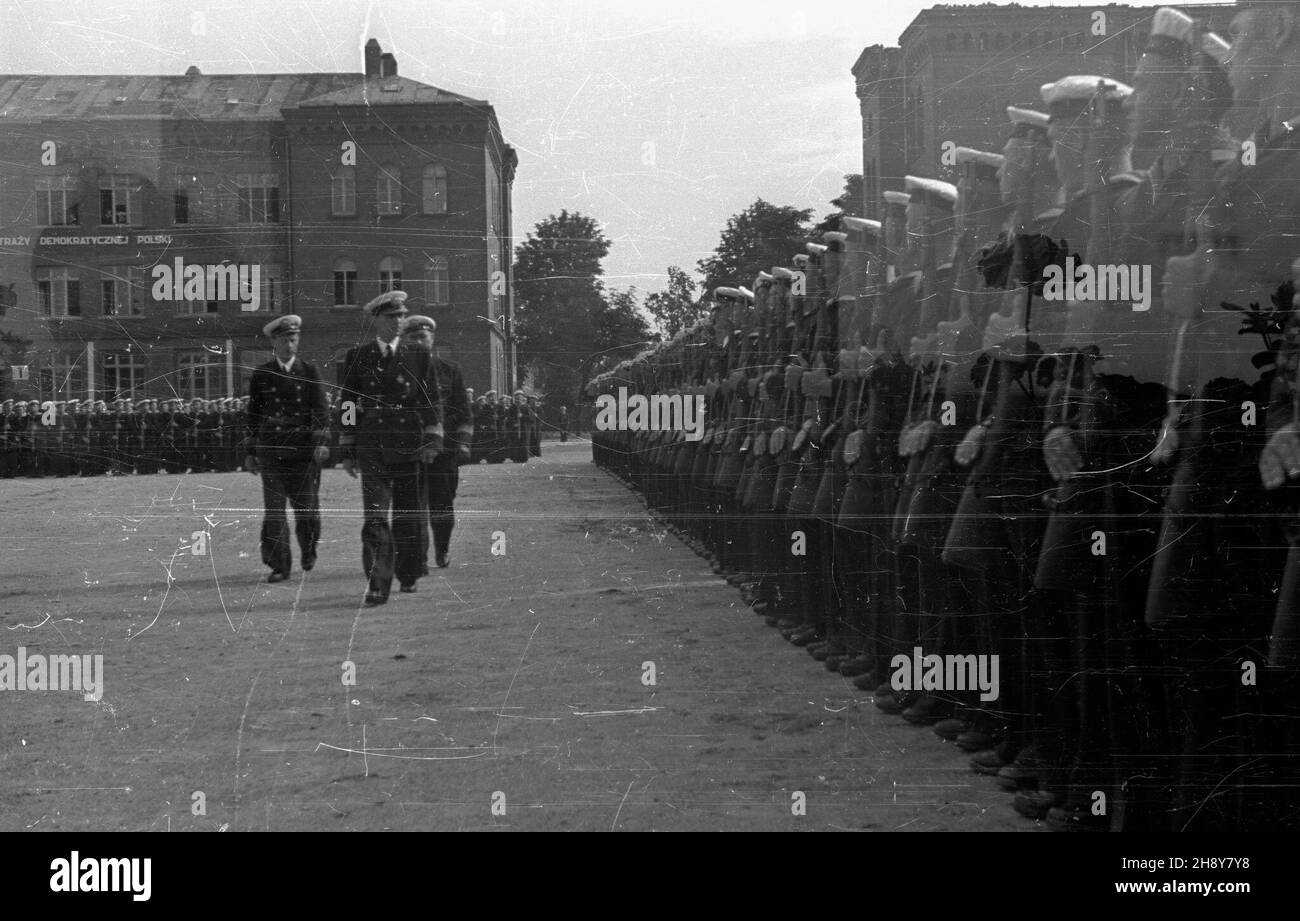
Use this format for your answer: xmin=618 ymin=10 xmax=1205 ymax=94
xmin=358 ymin=449 xmax=424 ymax=596
xmin=258 ymin=454 xmax=321 ymax=574
xmin=419 ymin=452 xmax=460 ymax=562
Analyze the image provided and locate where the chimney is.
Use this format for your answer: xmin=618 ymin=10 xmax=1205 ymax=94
xmin=364 ymin=38 xmax=382 ymax=77
xmin=380 ymin=52 xmax=397 ymax=78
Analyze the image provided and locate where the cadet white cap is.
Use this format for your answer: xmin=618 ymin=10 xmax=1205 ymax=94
xmin=363 ymin=290 xmax=410 ymax=316
xmin=792 ymin=254 xmax=811 ymax=268
xmin=904 ymin=175 xmax=958 ymax=204
xmin=805 ymin=242 xmax=828 ymax=256
xmin=1040 ymin=75 xmax=1133 ymax=106
xmin=955 ymin=147 xmax=1005 ymax=169
xmin=715 ymin=286 xmax=743 ymax=300
xmin=842 ymin=216 xmax=882 ymax=236
xmin=262 ymin=314 xmax=302 ymax=337
xmin=756 ymin=271 xmax=774 ymax=283
xmin=822 ymin=231 xmax=848 ymax=245
xmin=738 ymin=286 xmax=755 ymax=302
xmin=884 ymin=191 xmax=911 ymax=206
xmin=771 ymin=267 xmax=795 ymax=281
xmin=1150 ymin=7 xmax=1194 ymax=44
xmin=1007 ymin=106 xmax=1050 ymax=129
xmin=1202 ymin=32 xmax=1230 ymax=64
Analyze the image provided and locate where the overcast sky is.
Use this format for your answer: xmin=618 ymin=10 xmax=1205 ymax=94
xmin=4 ymin=0 xmax=1178 ymax=296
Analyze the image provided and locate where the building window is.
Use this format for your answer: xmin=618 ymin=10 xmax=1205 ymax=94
xmin=962 ymin=33 xmax=972 ymax=52
xmin=376 ymin=164 xmax=402 ymax=215
xmin=40 ymin=353 xmax=85 ymax=400
xmin=422 ymin=163 xmax=448 ymax=215
xmin=37 ymin=175 xmax=78 ymax=226
xmin=426 ymin=255 xmax=449 ymax=306
xmin=102 ymin=350 xmax=145 ymax=400
xmin=176 ymin=351 xmax=221 ymax=399
xmin=175 ymin=285 xmax=220 ymax=316
xmin=36 ymin=267 xmax=81 ymax=317
xmin=101 ymin=266 xmax=145 ymax=317
xmin=174 ymin=171 xmax=217 ymax=224
xmin=979 ymin=32 xmax=988 ymax=52
xmin=99 ymin=174 xmax=140 ymax=226
xmin=236 ymin=173 xmax=280 ymax=224
xmin=379 ymin=256 xmax=403 ymax=292
xmin=333 ymin=258 xmax=358 ymax=306
xmin=331 ymin=166 xmax=356 ymax=216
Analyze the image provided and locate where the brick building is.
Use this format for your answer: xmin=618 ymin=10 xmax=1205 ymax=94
xmin=0 ymin=39 xmax=517 ymax=403
xmin=852 ymin=2 xmax=1234 ymax=218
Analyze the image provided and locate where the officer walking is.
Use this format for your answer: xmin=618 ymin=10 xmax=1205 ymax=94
xmin=338 ymin=291 xmax=445 ymax=606
xmin=399 ymin=314 xmax=473 ymax=570
xmin=244 ymin=314 xmax=331 ymax=582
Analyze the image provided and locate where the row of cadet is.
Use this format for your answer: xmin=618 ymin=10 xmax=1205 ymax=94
xmin=0 ymin=389 xmax=546 ymax=477
xmin=588 ymin=5 xmax=1300 ymax=832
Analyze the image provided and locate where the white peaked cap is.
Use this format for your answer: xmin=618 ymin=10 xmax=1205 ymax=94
xmin=772 ymin=266 xmax=795 ymax=280
xmin=1151 ymin=7 xmax=1195 ymax=44
xmin=805 ymin=242 xmax=828 ymax=255
xmin=1007 ymin=105 xmax=1050 ymax=128
xmin=738 ymin=286 xmax=755 ymax=302
xmin=757 ymin=271 xmax=774 ymax=283
xmin=1041 ymin=75 xmax=1134 ymax=105
xmin=955 ymin=147 xmax=1005 ymax=169
xmin=822 ymin=231 xmax=848 ymax=244
xmin=715 ymin=286 xmax=742 ymax=299
xmin=842 ymin=216 xmax=882 ymax=235
xmin=1202 ymin=32 xmax=1230 ymax=64
xmin=904 ymin=175 xmax=958 ymax=203
xmin=884 ymin=191 xmax=911 ymax=206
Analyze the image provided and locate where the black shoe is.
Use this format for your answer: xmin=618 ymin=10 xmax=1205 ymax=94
xmin=399 ymin=580 xmax=417 ymax=593
xmin=302 ymin=553 xmax=316 ymax=572
xmin=436 ymin=552 xmax=450 ymax=568
xmin=364 ymin=591 xmax=387 ymax=607
xmin=267 ymin=571 xmax=288 ymax=583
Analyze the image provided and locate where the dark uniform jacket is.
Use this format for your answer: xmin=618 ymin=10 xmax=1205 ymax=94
xmin=245 ymin=357 xmax=330 ymax=461
xmin=338 ymin=342 xmax=444 ymax=464
xmin=430 ymin=357 xmax=473 ymax=453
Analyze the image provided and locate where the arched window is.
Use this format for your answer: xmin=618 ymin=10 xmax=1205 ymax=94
xmin=426 ymin=255 xmax=449 ymax=306
xmin=333 ymin=258 xmax=357 ymax=306
xmin=331 ymin=166 xmax=356 ymax=216
xmin=422 ymin=163 xmax=448 ymax=215
xmin=376 ymin=164 xmax=401 ymax=215
xmin=379 ymin=256 xmax=403 ymax=292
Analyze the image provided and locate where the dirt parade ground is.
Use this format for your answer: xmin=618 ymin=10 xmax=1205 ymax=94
xmin=0 ymin=440 xmax=1034 ymax=832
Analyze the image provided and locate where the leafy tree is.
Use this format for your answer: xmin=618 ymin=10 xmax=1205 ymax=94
xmin=644 ymin=266 xmax=705 ymax=338
xmin=813 ymin=173 xmax=865 ymax=235
xmin=513 ymin=209 xmax=610 ymax=367
xmin=697 ymin=199 xmax=812 ymax=294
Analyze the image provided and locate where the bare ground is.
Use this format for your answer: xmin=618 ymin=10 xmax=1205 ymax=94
xmin=0 ymin=441 xmax=1036 ymax=831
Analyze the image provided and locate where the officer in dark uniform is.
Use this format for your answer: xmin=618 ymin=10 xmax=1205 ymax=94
xmin=399 ymin=314 xmax=473 ymax=570
xmin=338 ymin=291 xmax=445 ymax=605
xmin=244 ymin=314 xmax=330 ymax=581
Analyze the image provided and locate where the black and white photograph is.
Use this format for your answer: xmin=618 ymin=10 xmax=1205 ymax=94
xmin=0 ymin=0 xmax=1293 ymax=880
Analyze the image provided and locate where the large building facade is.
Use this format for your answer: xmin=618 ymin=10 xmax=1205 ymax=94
xmin=852 ymin=2 xmax=1234 ymax=217
xmin=0 ymin=40 xmax=517 ymax=403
